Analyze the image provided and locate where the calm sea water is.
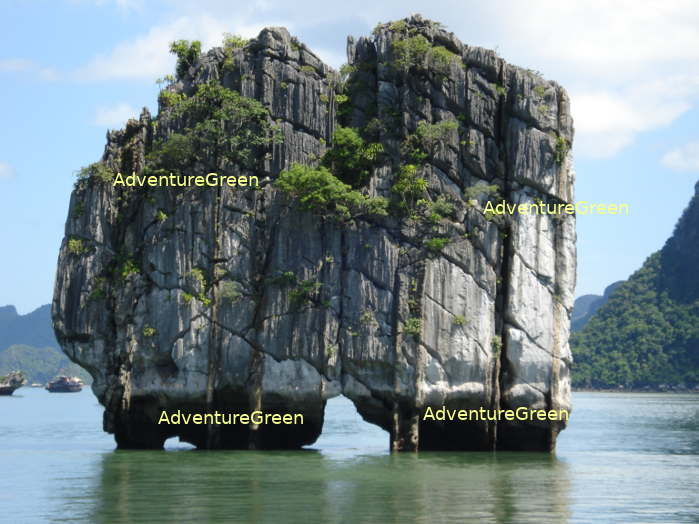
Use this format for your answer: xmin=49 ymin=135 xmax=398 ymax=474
xmin=1 ymin=389 xmax=697 ymax=524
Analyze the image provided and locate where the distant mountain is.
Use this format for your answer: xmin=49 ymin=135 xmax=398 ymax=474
xmin=571 ymin=281 xmax=624 ymax=332
xmin=0 ymin=304 xmax=59 ymax=351
xmin=0 ymin=304 xmax=89 ymax=384
xmin=572 ymin=182 xmax=699 ymax=389
xmin=0 ymin=344 xmax=90 ymax=384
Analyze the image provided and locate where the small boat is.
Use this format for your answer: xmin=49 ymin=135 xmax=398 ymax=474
xmin=46 ymin=375 xmax=84 ymax=393
xmin=0 ymin=371 xmax=26 ymax=396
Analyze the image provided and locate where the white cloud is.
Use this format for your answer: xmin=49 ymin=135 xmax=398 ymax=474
xmin=0 ymin=59 xmax=58 ymax=80
xmin=0 ymin=162 xmax=16 ymax=180
xmin=113 ymin=0 xmax=143 ymax=9
xmin=75 ymin=14 xmax=272 ymax=81
xmin=571 ymin=73 xmax=699 ymax=157
xmin=68 ymin=0 xmax=144 ymax=11
xmin=662 ymin=141 xmax=699 ymax=172
xmin=0 ymin=59 xmax=34 ymax=72
xmin=94 ymin=103 xmax=139 ymax=128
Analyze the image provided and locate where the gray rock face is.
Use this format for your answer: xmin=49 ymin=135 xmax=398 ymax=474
xmin=53 ymin=16 xmax=575 ymax=451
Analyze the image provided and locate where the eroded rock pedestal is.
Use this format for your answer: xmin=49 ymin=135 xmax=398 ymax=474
xmin=53 ymin=16 xmax=575 ymax=451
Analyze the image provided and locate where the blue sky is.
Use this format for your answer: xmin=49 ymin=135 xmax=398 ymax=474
xmin=2 ymin=0 xmax=699 ymax=313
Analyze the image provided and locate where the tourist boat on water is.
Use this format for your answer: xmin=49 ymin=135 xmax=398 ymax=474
xmin=46 ymin=376 xmax=84 ymax=393
xmin=0 ymin=371 xmax=26 ymax=396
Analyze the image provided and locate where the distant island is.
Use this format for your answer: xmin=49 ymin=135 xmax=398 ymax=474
xmin=0 ymin=305 xmax=90 ymax=384
xmin=571 ymin=281 xmax=624 ymax=333
xmin=572 ymin=182 xmax=699 ymax=391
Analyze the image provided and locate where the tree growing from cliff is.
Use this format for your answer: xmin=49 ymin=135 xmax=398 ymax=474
xmin=170 ymin=40 xmax=201 ymax=79
xmin=147 ymin=83 xmax=279 ymax=174
xmin=322 ymin=126 xmax=383 ymax=187
xmin=276 ymin=164 xmax=387 ymax=220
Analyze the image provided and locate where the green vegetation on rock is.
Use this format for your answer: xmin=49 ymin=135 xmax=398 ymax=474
xmin=276 ymin=164 xmax=387 ymax=220
xmin=423 ymin=237 xmax=450 ymax=253
xmin=158 ymin=90 xmax=186 ymax=109
xmin=392 ymin=34 xmax=462 ymax=76
xmin=67 ymin=238 xmax=87 ymax=256
xmin=220 ymin=281 xmax=241 ymax=303
xmin=76 ymin=162 xmax=113 ymax=184
xmin=147 ymin=83 xmax=279 ymax=175
xmin=404 ymin=317 xmax=422 ymax=336
xmin=322 ymin=126 xmax=383 ymax=187
xmin=170 ymin=39 xmax=201 ymax=79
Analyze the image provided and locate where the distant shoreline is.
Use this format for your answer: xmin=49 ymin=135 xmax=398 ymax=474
xmin=573 ymin=387 xmax=699 ymax=394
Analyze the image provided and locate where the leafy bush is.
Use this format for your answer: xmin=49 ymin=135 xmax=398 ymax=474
xmin=147 ymin=133 xmax=195 ymax=175
xmin=363 ymin=118 xmax=385 ymax=141
xmin=554 ymin=135 xmax=569 ymax=165
xmin=147 ymin=83 xmax=277 ymax=174
xmin=158 ymin=90 xmax=185 ymax=109
xmin=170 ymin=39 xmax=201 ymax=79
xmin=453 ymin=315 xmax=466 ymax=326
xmin=289 ymin=279 xmax=322 ymax=306
xmin=142 ymin=326 xmax=157 ymax=337
xmin=321 ymin=126 xmax=383 ymax=187
xmin=359 ymin=310 xmax=377 ymax=326
xmin=220 ymin=281 xmax=241 ymax=303
xmin=416 ymin=120 xmax=457 ymax=153
xmin=89 ymin=277 xmax=107 ymax=300
xmin=269 ymin=271 xmax=297 ymax=286
xmin=391 ymin=164 xmax=427 ymax=208
xmin=389 ymin=20 xmax=408 ymax=32
xmin=428 ymin=46 xmax=461 ymax=75
xmin=223 ymin=33 xmax=248 ymax=49
xmin=424 ymin=237 xmax=449 ymax=253
xmin=276 ymin=164 xmax=388 ymax=220
xmin=67 ymin=238 xmax=87 ymax=255
xmin=392 ymin=35 xmax=432 ymax=71
xmin=120 ymin=259 xmax=139 ymax=279
xmin=339 ymin=63 xmax=356 ymax=82
xmin=155 ymin=74 xmax=176 ymax=87
xmin=76 ymin=162 xmax=113 ymax=183
xmin=492 ymin=336 xmax=503 ymax=356
xmin=186 ymin=268 xmax=211 ymax=305
xmin=392 ymin=35 xmax=462 ymax=76
xmin=464 ymin=184 xmax=499 ymax=200
xmin=430 ymin=196 xmax=455 ymax=218
xmin=534 ymin=85 xmax=547 ymax=97
xmin=404 ymin=317 xmax=422 ymax=336
xmin=400 ymin=120 xmax=457 ymax=164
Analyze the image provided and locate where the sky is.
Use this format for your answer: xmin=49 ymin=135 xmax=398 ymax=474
xmin=2 ymin=0 xmax=699 ymax=314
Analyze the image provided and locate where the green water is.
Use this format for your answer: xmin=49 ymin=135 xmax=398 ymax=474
xmin=1 ymin=389 xmax=697 ymax=523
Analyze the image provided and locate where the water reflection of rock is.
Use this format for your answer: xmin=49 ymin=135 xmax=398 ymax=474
xmin=92 ymin=450 xmax=570 ymax=523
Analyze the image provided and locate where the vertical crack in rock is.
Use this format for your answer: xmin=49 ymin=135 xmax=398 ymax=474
xmin=493 ymin=59 xmax=513 ymax=451
xmin=205 ymin=184 xmax=222 ymax=449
